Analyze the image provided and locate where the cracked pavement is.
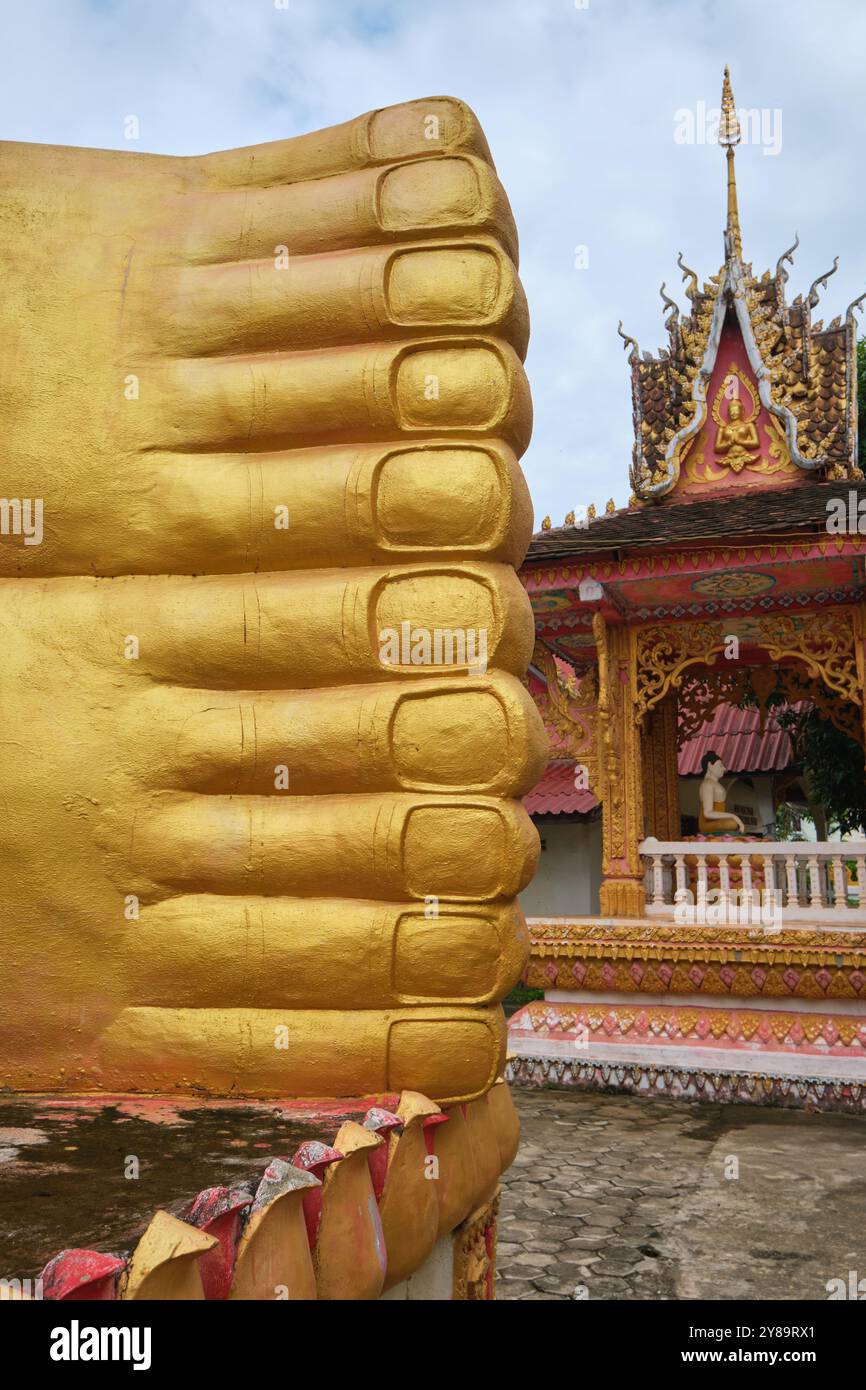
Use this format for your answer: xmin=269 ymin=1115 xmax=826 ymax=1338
xmin=496 ymin=1087 xmax=866 ymax=1301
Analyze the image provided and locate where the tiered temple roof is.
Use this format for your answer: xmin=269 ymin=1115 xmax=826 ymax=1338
xmin=529 ymin=478 xmax=866 ymax=560
xmin=626 ymin=68 xmax=863 ymax=501
xmin=540 ymin=69 xmax=864 ymax=533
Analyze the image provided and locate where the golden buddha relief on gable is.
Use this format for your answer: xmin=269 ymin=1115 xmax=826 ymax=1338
xmin=682 ymin=364 xmax=795 ymax=486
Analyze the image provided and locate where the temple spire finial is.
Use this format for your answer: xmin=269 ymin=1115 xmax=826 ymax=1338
xmin=719 ymin=65 xmax=743 ymax=262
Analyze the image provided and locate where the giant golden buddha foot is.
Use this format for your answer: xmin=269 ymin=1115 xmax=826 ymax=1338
xmin=0 ymin=98 xmax=546 ymax=1101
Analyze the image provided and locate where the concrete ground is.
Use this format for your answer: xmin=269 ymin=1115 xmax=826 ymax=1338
xmin=497 ymin=1087 xmax=866 ymax=1301
xmin=0 ymin=1095 xmax=357 ymax=1281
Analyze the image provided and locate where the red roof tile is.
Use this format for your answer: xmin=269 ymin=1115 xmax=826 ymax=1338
xmin=523 ymin=761 xmax=598 ymax=816
xmin=677 ymin=702 xmax=796 ymax=776
xmin=525 ymin=483 xmax=866 ymax=562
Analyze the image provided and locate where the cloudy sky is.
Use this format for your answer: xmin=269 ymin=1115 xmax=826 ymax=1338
xmin=3 ymin=0 xmax=864 ymax=523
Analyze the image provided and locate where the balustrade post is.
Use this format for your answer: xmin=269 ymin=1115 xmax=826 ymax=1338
xmin=740 ymin=856 xmax=754 ymax=922
xmin=718 ymin=852 xmax=731 ymax=918
xmin=831 ymin=856 xmax=846 ymax=908
xmin=651 ymin=854 xmax=665 ymax=907
xmin=785 ymin=854 xmax=799 ymax=908
xmin=807 ymin=855 xmax=824 ymax=909
xmin=696 ymin=856 xmax=708 ymax=919
xmin=762 ymin=855 xmax=775 ymax=915
xmin=674 ymin=854 xmax=687 ymax=905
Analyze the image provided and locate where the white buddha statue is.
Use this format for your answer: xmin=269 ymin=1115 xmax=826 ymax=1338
xmin=698 ymin=751 xmax=745 ymax=835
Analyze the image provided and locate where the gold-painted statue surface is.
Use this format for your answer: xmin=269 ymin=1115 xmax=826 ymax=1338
xmin=0 ymin=98 xmax=547 ymax=1101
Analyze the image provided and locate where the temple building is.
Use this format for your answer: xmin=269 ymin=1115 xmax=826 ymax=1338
xmin=521 ymin=699 xmax=815 ymax=920
xmin=509 ymin=70 xmax=866 ymax=1110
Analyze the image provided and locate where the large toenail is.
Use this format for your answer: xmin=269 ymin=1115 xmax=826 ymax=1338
xmin=385 ymin=245 xmax=503 ymax=323
xmin=377 ymin=157 xmax=482 ymax=230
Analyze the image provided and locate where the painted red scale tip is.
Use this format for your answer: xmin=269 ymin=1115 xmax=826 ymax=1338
xmin=363 ymin=1108 xmax=403 ymax=1200
xmin=291 ymin=1142 xmax=344 ymax=1249
xmin=291 ymin=1140 xmax=343 ymax=1173
xmin=186 ymin=1184 xmax=252 ymax=1226
xmin=360 ymin=1110 xmax=396 ymax=1201
xmin=40 ymin=1249 xmax=126 ymax=1301
xmin=421 ymin=1111 xmax=449 ymax=1155
xmin=362 ymin=1106 xmax=402 ymax=1135
xmin=185 ymin=1184 xmax=254 ymax=1301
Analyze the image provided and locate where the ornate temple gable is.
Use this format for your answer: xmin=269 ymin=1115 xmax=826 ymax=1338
xmin=624 ymin=69 xmax=865 ymax=503
xmin=672 ymin=312 xmax=801 ymax=496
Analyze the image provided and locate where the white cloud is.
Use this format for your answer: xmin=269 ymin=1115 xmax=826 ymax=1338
xmin=2 ymin=0 xmax=864 ymax=524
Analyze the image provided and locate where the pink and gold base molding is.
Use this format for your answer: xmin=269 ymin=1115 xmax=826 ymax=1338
xmin=515 ymin=916 xmax=866 ymax=1111
xmin=513 ymin=998 xmax=866 ymax=1057
xmin=524 ymin=919 xmax=866 ymax=1001
xmin=508 ymin=999 xmax=866 ymax=1112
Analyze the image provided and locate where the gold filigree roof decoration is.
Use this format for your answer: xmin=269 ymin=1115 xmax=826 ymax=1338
xmin=627 ymin=68 xmax=865 ymax=503
xmin=674 ymin=664 xmax=864 ymax=748
xmin=676 ymin=668 xmax=751 ymax=742
xmin=773 ymin=667 xmax=864 ymax=748
xmin=635 ymin=621 xmax=727 ymax=723
xmin=635 ymin=608 xmax=863 ymax=736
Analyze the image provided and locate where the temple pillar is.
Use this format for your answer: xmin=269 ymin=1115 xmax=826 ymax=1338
xmin=641 ymin=692 xmax=681 ymax=841
xmin=859 ymin=601 xmax=866 ymax=769
xmin=593 ymin=614 xmax=645 ymax=917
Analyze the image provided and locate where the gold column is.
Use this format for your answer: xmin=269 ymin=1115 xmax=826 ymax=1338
xmin=859 ymin=602 xmax=866 ymax=768
xmin=593 ymin=615 xmax=645 ymax=917
xmin=641 ymin=693 xmax=681 ymax=841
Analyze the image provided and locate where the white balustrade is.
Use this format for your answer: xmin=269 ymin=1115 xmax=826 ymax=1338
xmin=640 ymin=838 xmax=866 ymax=925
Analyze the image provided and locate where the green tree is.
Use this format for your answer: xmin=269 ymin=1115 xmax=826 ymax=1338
xmin=777 ymin=706 xmax=866 ymax=836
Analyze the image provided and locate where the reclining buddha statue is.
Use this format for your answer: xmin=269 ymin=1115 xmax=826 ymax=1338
xmin=0 ymin=96 xmax=546 ymax=1109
